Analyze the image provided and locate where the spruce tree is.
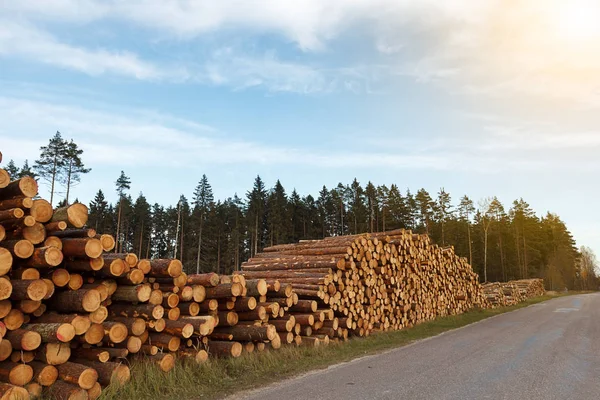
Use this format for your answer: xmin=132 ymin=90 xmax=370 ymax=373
xmin=5 ymin=160 xmax=19 ymax=178
xmin=89 ymin=189 xmax=109 ymax=231
xmin=246 ymin=176 xmax=267 ymax=256
xmin=18 ymin=160 xmax=36 ymax=179
xmin=192 ymin=175 xmax=214 ymax=274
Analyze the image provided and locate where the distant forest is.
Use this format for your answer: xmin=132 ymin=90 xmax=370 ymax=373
xmin=5 ymin=132 xmax=598 ymax=291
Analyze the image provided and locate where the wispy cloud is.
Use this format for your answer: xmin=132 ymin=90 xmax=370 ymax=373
xmin=0 ymin=21 xmax=160 ymax=79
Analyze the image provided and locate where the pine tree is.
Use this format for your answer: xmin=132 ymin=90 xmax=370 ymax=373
xmin=192 ymin=175 xmax=214 ymax=274
xmin=34 ymin=131 xmax=67 ymax=206
xmin=5 ymin=160 xmax=19 ymax=178
xmin=115 ymin=171 xmax=131 ymax=253
xmin=60 ymin=139 xmax=91 ymax=204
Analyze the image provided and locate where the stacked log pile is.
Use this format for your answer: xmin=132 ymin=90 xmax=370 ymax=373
xmin=240 ymin=231 xmax=489 ymax=339
xmin=0 ymin=165 xmax=243 ymax=398
xmin=0 ymin=151 xmax=549 ymax=398
xmin=482 ymin=279 xmax=545 ymax=307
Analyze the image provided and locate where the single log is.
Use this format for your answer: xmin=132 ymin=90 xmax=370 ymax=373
xmin=9 ymin=279 xmax=47 ymax=301
xmin=63 ymin=257 xmax=104 ymax=272
xmin=208 ymin=341 xmax=242 ymax=358
xmin=148 ymin=333 xmax=180 ymax=352
xmin=179 ymin=302 xmax=200 ymax=317
xmin=148 ymin=289 xmax=163 ymax=305
xmin=49 ymin=380 xmax=88 ymax=400
xmin=148 ymin=353 xmax=175 ymax=372
xmin=4 ymin=329 xmax=41 ymax=351
xmin=51 ymin=204 xmax=88 ymax=228
xmin=187 ymin=273 xmax=220 ymax=287
xmin=0 ymin=208 xmax=24 ymax=222
xmin=2 ymin=309 xmax=23 ymax=330
xmin=1 ymin=239 xmax=34 ymax=259
xmin=57 ymin=362 xmax=98 ymax=390
xmin=19 ymin=299 xmax=42 ymax=314
xmin=61 ymin=238 xmax=102 ymax=259
xmin=30 ymin=199 xmax=53 ymax=223
xmin=192 ymin=286 xmax=206 ymax=303
xmin=29 ymin=361 xmax=58 ymax=386
xmin=25 ymin=246 xmax=63 ymax=268
xmin=112 ymin=284 xmax=152 ymax=303
xmin=89 ymin=306 xmax=109 ymax=325
xmin=163 ymin=319 xmax=194 ymax=338
xmin=245 ymin=279 xmax=268 ymax=296
xmin=0 ymin=226 xmax=4 ymax=244
xmin=67 ymin=274 xmax=83 ymax=291
xmin=0 ymin=177 xmax=37 ymax=199
xmin=205 ymin=283 xmax=243 ymax=299
xmin=33 ymin=313 xmax=91 ymax=336
xmin=35 ymin=343 xmax=71 ymax=365
xmin=0 ymin=197 xmax=33 ymax=210
xmin=0 ymin=216 xmax=35 ymax=229
xmin=178 ymin=286 xmax=194 ymax=302
xmin=47 ymin=289 xmax=101 ymax=313
xmin=103 ymin=322 xmax=128 ymax=344
xmin=19 ymin=223 xmax=47 ymax=245
xmin=51 ymin=228 xmax=96 ymax=239
xmin=197 ymin=299 xmax=218 ymax=312
xmin=148 ymin=259 xmax=182 ymax=278
xmin=109 ymin=304 xmax=164 ymax=320
xmin=49 ymin=268 xmax=70 ymax=287
xmin=80 ymin=324 xmax=104 ymax=345
xmin=178 ymin=349 xmax=209 ymax=364
xmin=22 ymin=323 xmax=75 ymax=343
xmin=212 ymin=325 xmax=276 ymax=341
xmin=45 ymin=221 xmax=67 ymax=233
xmin=136 ymin=259 xmax=151 ymax=274
xmin=0 ymin=362 xmax=33 ymax=386
xmin=99 ymin=234 xmax=115 ymax=252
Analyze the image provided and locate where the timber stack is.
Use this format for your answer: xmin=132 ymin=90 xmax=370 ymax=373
xmin=240 ymin=231 xmax=489 ymax=339
xmin=482 ymin=279 xmax=545 ymax=307
xmin=0 ymin=160 xmax=286 ymax=399
xmin=0 ymin=150 xmax=549 ymax=398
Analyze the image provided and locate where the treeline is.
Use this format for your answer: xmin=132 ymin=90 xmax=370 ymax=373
xmin=84 ymin=174 xmax=592 ymax=291
xmin=6 ymin=134 xmax=597 ymax=291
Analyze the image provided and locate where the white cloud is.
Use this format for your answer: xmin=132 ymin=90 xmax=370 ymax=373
xmin=4 ymin=0 xmax=600 ymax=103
xmin=0 ymin=21 xmax=160 ymax=79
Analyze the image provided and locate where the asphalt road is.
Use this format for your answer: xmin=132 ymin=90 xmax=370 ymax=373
xmin=236 ymin=293 xmax=600 ymax=400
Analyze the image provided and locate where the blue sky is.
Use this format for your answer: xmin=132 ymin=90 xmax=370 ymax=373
xmin=1 ymin=0 xmax=599 ymax=255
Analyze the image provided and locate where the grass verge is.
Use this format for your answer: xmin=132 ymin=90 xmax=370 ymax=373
xmin=100 ymin=292 xmax=582 ymax=400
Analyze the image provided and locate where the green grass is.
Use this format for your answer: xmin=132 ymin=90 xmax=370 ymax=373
xmin=99 ymin=292 xmax=582 ymax=400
